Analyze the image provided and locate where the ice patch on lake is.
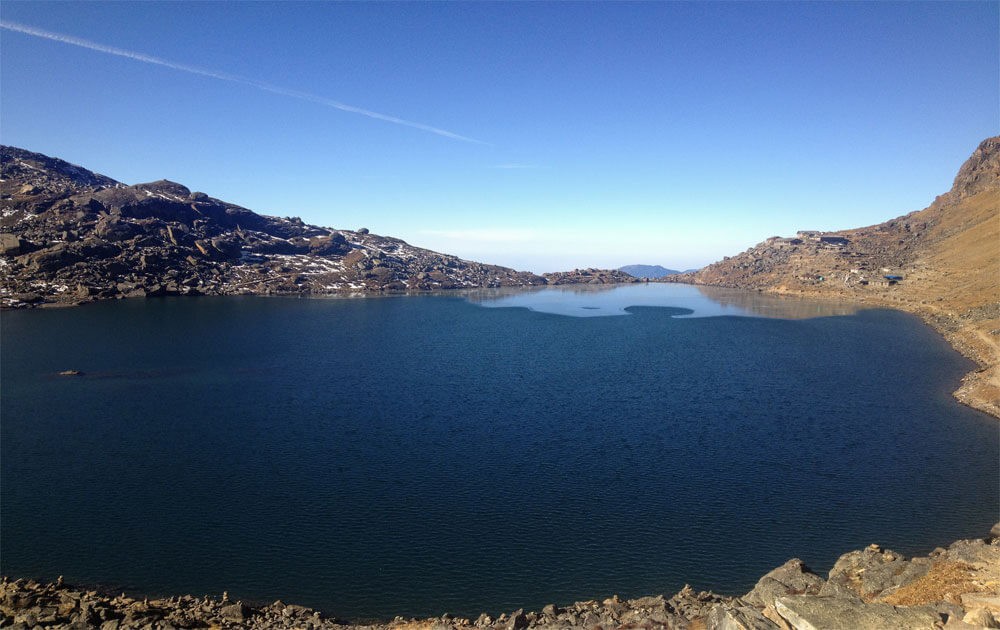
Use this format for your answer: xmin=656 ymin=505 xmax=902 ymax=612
xmin=468 ymin=283 xmax=860 ymax=320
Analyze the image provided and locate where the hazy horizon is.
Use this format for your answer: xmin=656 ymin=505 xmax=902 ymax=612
xmin=1 ymin=2 xmax=997 ymax=273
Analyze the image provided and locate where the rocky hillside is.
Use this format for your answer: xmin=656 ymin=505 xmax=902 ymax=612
xmin=0 ymin=146 xmax=545 ymax=308
xmin=666 ymin=136 xmax=1000 ymax=417
xmin=671 ymin=137 xmax=998 ymax=297
xmin=3 ymin=522 xmax=998 ymax=629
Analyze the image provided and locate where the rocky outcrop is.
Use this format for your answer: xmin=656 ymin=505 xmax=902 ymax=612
xmin=665 ymin=136 xmax=999 ymax=296
xmin=3 ymin=524 xmax=998 ymax=629
xmin=772 ymin=597 xmax=943 ymax=630
xmin=951 ymin=136 xmax=1000 ymax=199
xmin=741 ymin=559 xmax=825 ymax=608
xmin=0 ymin=146 xmax=546 ymax=308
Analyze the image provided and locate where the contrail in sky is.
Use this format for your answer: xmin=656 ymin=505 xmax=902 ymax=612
xmin=0 ymin=20 xmax=487 ymax=144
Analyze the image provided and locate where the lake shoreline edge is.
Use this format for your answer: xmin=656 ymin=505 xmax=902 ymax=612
xmin=665 ymin=278 xmax=1000 ymax=421
xmin=16 ymin=278 xmax=999 ymax=419
xmin=3 ymin=522 xmax=999 ymax=629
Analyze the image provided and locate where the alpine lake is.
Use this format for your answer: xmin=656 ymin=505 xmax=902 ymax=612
xmin=2 ymin=283 xmax=997 ymax=620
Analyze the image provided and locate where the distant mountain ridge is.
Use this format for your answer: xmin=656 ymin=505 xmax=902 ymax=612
xmin=0 ymin=146 xmax=546 ymax=307
xmin=618 ymin=264 xmax=681 ymax=279
xmin=544 ymin=268 xmax=638 ymax=285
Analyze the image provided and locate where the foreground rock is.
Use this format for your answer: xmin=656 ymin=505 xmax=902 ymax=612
xmin=3 ymin=524 xmax=998 ymax=629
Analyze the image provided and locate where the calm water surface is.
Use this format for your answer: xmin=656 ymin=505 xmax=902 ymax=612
xmin=2 ymin=286 xmax=997 ymax=619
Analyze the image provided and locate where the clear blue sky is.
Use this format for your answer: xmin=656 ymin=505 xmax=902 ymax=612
xmin=2 ymin=2 xmax=997 ymax=273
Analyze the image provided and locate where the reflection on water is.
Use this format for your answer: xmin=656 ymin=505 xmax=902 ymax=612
xmin=466 ymin=283 xmax=860 ymax=319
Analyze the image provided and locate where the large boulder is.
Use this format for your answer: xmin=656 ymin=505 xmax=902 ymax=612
xmin=707 ymin=603 xmax=779 ymax=629
xmin=136 ymin=180 xmax=191 ymax=199
xmin=18 ymin=243 xmax=82 ymax=272
xmin=0 ymin=233 xmax=31 ymax=256
xmin=210 ymin=236 xmax=242 ymax=259
xmin=820 ymin=544 xmax=931 ymax=601
xmin=744 ymin=559 xmax=826 ymax=608
xmin=94 ymin=217 xmax=141 ymax=241
xmin=74 ymin=238 xmax=121 ymax=260
xmin=308 ymin=233 xmax=349 ymax=256
xmin=774 ymin=595 xmax=941 ymax=630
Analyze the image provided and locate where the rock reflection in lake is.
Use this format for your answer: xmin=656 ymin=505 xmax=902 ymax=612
xmin=465 ymin=282 xmax=860 ymax=319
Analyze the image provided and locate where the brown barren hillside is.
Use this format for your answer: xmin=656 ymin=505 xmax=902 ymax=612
xmin=0 ymin=146 xmax=545 ymax=307
xmin=667 ymin=137 xmax=1000 ymax=418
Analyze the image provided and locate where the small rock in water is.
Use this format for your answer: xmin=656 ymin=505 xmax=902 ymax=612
xmin=58 ymin=370 xmax=83 ymax=376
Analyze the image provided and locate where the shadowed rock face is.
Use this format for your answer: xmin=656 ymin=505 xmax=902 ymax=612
xmin=0 ymin=146 xmax=546 ymax=308
xmin=2 ymin=524 xmax=998 ymax=629
xmin=952 ymin=136 xmax=1000 ymax=198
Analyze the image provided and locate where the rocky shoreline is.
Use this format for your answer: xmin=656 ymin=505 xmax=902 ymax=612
xmin=666 ymin=280 xmax=1000 ymax=421
xmin=803 ymin=290 xmax=999 ymax=421
xmin=3 ymin=523 xmax=999 ymax=629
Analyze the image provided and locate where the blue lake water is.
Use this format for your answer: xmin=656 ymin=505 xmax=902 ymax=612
xmin=1 ymin=285 xmax=997 ymax=620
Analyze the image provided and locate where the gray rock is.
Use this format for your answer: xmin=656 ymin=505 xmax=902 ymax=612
xmin=822 ymin=545 xmax=930 ymax=600
xmin=19 ymin=243 xmax=83 ymax=272
xmin=946 ymin=537 xmax=1000 ymax=566
xmin=707 ymin=603 xmax=779 ymax=630
xmin=774 ymin=595 xmax=941 ymax=630
xmin=210 ymin=236 xmax=242 ymax=259
xmin=629 ymin=595 xmax=667 ymax=611
xmin=989 ymin=522 xmax=1000 ymax=540
xmin=94 ymin=217 xmax=140 ymax=241
xmin=0 ymin=233 xmax=29 ymax=256
xmin=743 ymin=559 xmax=825 ymax=607
xmin=219 ymin=601 xmax=248 ymax=621
xmin=961 ymin=594 xmax=1000 ymax=613
xmin=474 ymin=613 xmax=492 ymax=626
xmin=507 ymin=608 xmax=528 ymax=630
xmin=964 ymin=608 xmax=1000 ymax=628
xmin=541 ymin=604 xmax=561 ymax=617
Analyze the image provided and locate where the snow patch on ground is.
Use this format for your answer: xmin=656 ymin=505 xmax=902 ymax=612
xmin=16 ymin=160 xmax=44 ymax=173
